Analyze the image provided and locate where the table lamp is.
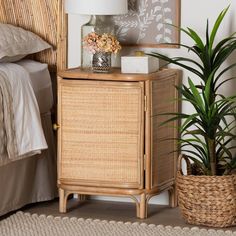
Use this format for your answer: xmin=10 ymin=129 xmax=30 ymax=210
xmin=65 ymin=0 xmax=128 ymax=69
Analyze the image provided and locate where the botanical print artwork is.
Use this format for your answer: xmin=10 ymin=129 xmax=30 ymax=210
xmin=112 ymin=0 xmax=180 ymax=47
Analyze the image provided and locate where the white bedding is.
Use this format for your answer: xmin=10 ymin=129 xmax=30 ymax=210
xmin=0 ymin=60 xmax=57 ymax=217
xmin=16 ymin=60 xmax=53 ymax=114
xmin=0 ymin=61 xmax=48 ymax=165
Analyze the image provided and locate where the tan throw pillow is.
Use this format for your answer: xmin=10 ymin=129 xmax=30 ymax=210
xmin=0 ymin=23 xmax=51 ymax=62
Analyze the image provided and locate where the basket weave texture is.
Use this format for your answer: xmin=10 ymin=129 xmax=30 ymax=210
xmin=177 ymin=155 xmax=236 ymax=228
xmin=60 ymin=81 xmax=143 ymax=187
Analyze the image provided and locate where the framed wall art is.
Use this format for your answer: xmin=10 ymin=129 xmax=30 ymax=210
xmin=112 ymin=0 xmax=181 ymax=48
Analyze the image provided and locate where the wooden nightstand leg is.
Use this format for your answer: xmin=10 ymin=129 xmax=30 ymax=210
xmin=59 ymin=188 xmax=67 ymax=213
xmin=139 ymin=193 xmax=147 ymax=219
xmin=168 ymin=185 xmax=178 ymax=208
xmin=136 ymin=207 xmax=140 ymax=218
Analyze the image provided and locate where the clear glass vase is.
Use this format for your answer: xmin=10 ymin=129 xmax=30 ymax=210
xmin=92 ymin=52 xmax=111 ymax=73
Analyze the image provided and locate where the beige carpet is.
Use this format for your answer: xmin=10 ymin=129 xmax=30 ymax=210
xmin=0 ymin=211 xmax=235 ymax=236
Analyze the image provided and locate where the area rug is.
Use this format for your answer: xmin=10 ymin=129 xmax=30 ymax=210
xmin=0 ymin=211 xmax=235 ymax=236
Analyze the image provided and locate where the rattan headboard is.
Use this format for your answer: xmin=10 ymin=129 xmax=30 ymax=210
xmin=0 ymin=0 xmax=67 ymax=71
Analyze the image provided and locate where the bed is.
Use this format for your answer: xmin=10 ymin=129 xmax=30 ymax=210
xmin=0 ymin=0 xmax=67 ymax=216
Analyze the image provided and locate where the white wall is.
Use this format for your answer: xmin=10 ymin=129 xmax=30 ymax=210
xmin=68 ymin=0 xmax=236 ymax=205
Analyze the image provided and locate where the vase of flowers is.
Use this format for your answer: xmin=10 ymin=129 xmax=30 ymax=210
xmin=83 ymin=32 xmax=121 ymax=73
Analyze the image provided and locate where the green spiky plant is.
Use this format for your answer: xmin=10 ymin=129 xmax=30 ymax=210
xmin=149 ymin=6 xmax=236 ymax=176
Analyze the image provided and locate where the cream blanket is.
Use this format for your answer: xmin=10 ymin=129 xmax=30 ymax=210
xmin=0 ymin=63 xmax=48 ymax=166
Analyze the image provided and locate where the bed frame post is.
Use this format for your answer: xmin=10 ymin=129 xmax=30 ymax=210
xmin=57 ymin=0 xmax=68 ymax=71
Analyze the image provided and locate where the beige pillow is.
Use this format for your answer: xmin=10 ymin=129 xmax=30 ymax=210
xmin=0 ymin=23 xmax=51 ymax=62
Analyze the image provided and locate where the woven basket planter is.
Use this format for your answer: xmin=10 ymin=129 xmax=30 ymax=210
xmin=177 ymin=155 xmax=236 ymax=228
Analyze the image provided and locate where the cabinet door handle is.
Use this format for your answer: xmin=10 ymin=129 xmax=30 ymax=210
xmin=53 ymin=124 xmax=60 ymax=131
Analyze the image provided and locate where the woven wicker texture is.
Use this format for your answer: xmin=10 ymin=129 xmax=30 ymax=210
xmin=60 ymin=80 xmax=144 ymax=188
xmin=1 ymin=212 xmax=235 ymax=236
xmin=177 ymin=155 xmax=236 ymax=228
xmin=151 ymin=76 xmax=177 ymax=187
xmin=0 ymin=0 xmax=59 ymax=70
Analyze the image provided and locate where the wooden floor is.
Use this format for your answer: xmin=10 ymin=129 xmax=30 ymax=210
xmin=3 ymin=198 xmax=234 ymax=231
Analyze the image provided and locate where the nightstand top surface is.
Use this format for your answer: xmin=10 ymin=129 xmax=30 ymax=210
xmin=58 ymin=67 xmax=179 ymax=82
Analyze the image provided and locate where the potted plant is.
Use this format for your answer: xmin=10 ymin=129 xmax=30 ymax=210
xmin=149 ymin=6 xmax=236 ymax=227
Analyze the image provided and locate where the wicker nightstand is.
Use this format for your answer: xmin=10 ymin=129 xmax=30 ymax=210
xmin=56 ymin=68 xmax=180 ymax=219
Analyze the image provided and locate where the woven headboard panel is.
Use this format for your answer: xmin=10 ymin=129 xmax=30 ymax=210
xmin=0 ymin=0 xmax=67 ymax=71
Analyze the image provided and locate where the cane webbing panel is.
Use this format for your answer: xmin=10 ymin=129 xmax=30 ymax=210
xmin=60 ymin=80 xmax=144 ymax=188
xmin=151 ymin=75 xmax=177 ymax=188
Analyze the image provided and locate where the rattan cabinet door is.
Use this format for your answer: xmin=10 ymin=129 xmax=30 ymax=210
xmin=58 ymin=79 xmax=144 ymax=189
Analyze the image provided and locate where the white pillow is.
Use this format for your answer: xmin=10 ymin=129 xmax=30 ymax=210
xmin=0 ymin=23 xmax=51 ymax=62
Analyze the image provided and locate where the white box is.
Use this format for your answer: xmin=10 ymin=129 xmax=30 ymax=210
xmin=121 ymin=55 xmax=159 ymax=74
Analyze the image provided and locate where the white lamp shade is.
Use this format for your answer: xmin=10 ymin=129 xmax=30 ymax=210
xmin=65 ymin=0 xmax=128 ymax=15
